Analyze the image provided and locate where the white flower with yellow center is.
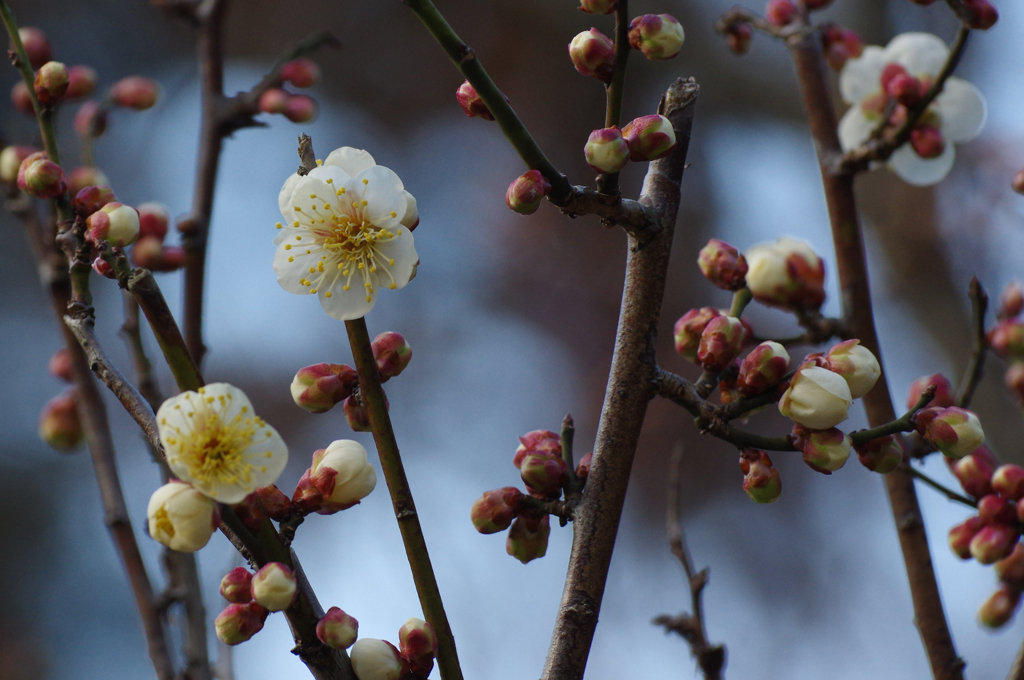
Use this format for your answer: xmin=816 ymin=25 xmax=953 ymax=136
xmin=157 ymin=383 xmax=288 ymax=504
xmin=274 ymin=147 xmax=419 ymax=320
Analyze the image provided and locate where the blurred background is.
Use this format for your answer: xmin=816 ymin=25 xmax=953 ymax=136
xmin=2 ymin=0 xmax=1024 ymax=678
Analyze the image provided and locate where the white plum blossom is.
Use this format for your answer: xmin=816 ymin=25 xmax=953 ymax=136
xmin=837 ymin=32 xmax=986 ymax=186
xmin=274 ymin=147 xmax=419 ymax=320
xmin=157 ymin=383 xmax=289 ymax=504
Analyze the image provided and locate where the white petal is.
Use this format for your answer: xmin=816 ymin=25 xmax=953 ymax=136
xmin=319 ymin=279 xmax=376 ymax=320
xmin=885 ymin=32 xmax=948 ymax=79
xmin=199 ymin=383 xmax=254 ymax=424
xmin=355 ymin=165 xmax=407 ymax=229
xmin=888 ymin=142 xmax=956 ymax=186
xmin=278 ymin=173 xmax=302 ymax=223
xmin=936 ymin=77 xmax=986 ymax=143
xmin=273 ymin=240 xmax=320 ymax=295
xmin=373 ymin=228 xmax=418 ymax=290
xmin=839 ymin=45 xmax=886 ymax=104
xmin=324 ymin=147 xmax=377 ymax=177
xmin=290 ymin=176 xmax=341 ymax=226
xmin=308 ymin=164 xmax=354 ymax=185
xmin=838 ymin=107 xmax=875 ymax=152
xmin=238 ymin=426 xmax=289 ymax=493
xmin=400 ymin=191 xmax=419 ymax=230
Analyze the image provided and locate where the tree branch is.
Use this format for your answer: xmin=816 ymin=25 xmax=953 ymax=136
xmin=957 ymin=277 xmax=988 ymax=409
xmin=595 ymin=0 xmax=630 ymax=196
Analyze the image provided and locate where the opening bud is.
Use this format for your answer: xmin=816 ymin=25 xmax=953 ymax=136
xmin=739 ymin=449 xmax=781 ymax=504
xmin=506 ymin=515 xmax=550 ymax=564
xmin=993 ymin=465 xmax=1024 ymax=502
xmin=399 ymin=617 xmax=438 ymax=666
xmin=251 ymin=562 xmax=297 ymax=612
xmin=350 ymin=638 xmax=404 ymax=680
xmin=584 ymin=127 xmax=629 ymax=173
xmin=627 ymin=14 xmax=685 ymax=61
xmin=15 ymin=27 xmax=52 ymax=69
xmin=697 ymin=316 xmax=746 ymax=373
xmin=779 ymin=365 xmax=852 ymax=430
xmin=471 ymin=487 xmax=523 ymax=534
xmin=48 ymin=347 xmax=74 ymax=382
xmin=86 ymin=202 xmax=140 ymax=248
xmin=795 ymin=427 xmax=851 ymax=474
xmin=147 ymin=481 xmax=219 ymax=552
xmin=970 ymin=524 xmax=1019 ymax=564
xmin=291 ymin=363 xmax=355 ymax=414
xmin=855 ymin=434 xmax=903 ymax=474
xmin=74 ymin=101 xmax=108 ymax=137
xmin=34 ymin=61 xmax=68 ymax=105
xmin=744 ymin=237 xmax=825 ymax=311
xmin=989 ymin=319 xmax=1024 ymax=359
xmin=0 ymin=145 xmax=37 ymax=184
xmin=578 ymin=0 xmax=617 ymax=13
xmin=697 ymin=239 xmax=748 ymax=291
xmin=456 ymin=81 xmax=508 ymax=121
xmin=284 ymin=94 xmax=318 ymax=123
xmin=307 ymin=439 xmax=378 ymax=514
xmin=372 ymin=332 xmax=413 ymax=381
xmin=568 ymin=28 xmax=615 ymax=84
xmin=19 ymin=155 xmax=67 ymax=199
xmin=65 ymin=65 xmax=98 ymax=99
xmin=979 ymin=586 xmax=1021 ymax=629
xmin=280 ymin=58 xmax=320 ymax=88
xmin=737 ymin=341 xmax=790 ymax=397
xmin=220 ymin=567 xmax=254 ymax=604
xmin=949 ymin=516 xmax=984 ymax=559
xmin=823 ymin=339 xmax=880 ymax=399
xmin=39 ymin=389 xmax=83 ymax=451
xmin=674 ymin=307 xmax=721 ymax=362
xmin=621 ymin=114 xmax=677 ymax=163
xmin=505 ymin=169 xmax=552 ymax=215
xmin=513 ymin=430 xmax=562 ymax=468
xmin=765 ymin=0 xmax=798 ymax=26
xmin=215 ymin=602 xmax=268 ymax=646
xmin=915 ymin=406 xmax=985 ymax=459
xmin=520 ymin=452 xmax=569 ymax=498
xmin=110 ymin=76 xmax=159 ymax=110
xmin=73 ymin=185 xmax=116 ymax=218
xmin=905 ymin=373 xmax=955 ymax=411
xmin=317 ymin=607 xmax=359 ymax=650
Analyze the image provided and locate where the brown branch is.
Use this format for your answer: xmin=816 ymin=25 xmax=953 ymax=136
xmin=789 ymin=33 xmax=965 ymax=679
xmin=539 ymin=77 xmax=699 ymax=680
xmin=957 ymin=277 xmax=988 ymax=409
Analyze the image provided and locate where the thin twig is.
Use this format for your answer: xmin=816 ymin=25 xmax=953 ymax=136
xmin=905 ymin=466 xmax=977 ymax=508
xmin=958 ymin=277 xmax=989 ymax=409
xmin=849 ymin=385 xmax=936 ymax=447
xmin=127 ymin=268 xmax=204 ymax=392
xmin=595 ymin=0 xmax=630 ymax=196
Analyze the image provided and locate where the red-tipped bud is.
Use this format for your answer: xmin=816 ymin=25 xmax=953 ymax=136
xmin=15 ymin=27 xmax=51 ymax=69
xmin=65 ymin=65 xmax=97 ymax=99
xmin=739 ymin=449 xmax=782 ymax=503
xmin=34 ymin=61 xmax=68 ymax=105
xmin=19 ymin=155 xmax=67 ymax=199
xmin=48 ymin=348 xmax=74 ymax=383
xmin=879 ymin=63 xmax=908 ymax=93
xmin=796 ymin=427 xmax=851 ymax=475
xmin=697 ymin=315 xmax=746 ymax=373
xmin=821 ymin=25 xmax=864 ymax=71
xmin=220 ymin=567 xmax=254 ymax=604
xmin=280 ymin=58 xmax=320 ymax=88
xmin=1006 ymin=363 xmax=1024 ymax=404
xmin=399 ymin=617 xmax=438 ymax=664
xmin=697 ymin=239 xmax=748 ymax=291
xmin=343 ymin=393 xmax=385 ymax=432
xmin=726 ymin=22 xmax=753 ymax=55
xmin=74 ymin=101 xmax=107 ymax=137
xmin=737 ymin=341 xmax=790 ymax=397
xmin=456 ymin=81 xmax=507 ymax=121
xmin=855 ymin=434 xmax=904 ymax=474
xmin=568 ymin=28 xmax=615 ymax=84
xmin=350 ymin=639 xmax=404 ymax=680
xmin=823 ymin=339 xmax=880 ymax=399
xmin=86 ymin=202 xmax=140 ymax=248
xmin=584 ymin=127 xmax=629 ymax=173
xmin=575 ymin=451 xmax=593 ymax=485
xmin=92 ymin=256 xmax=115 ymax=279
xmin=979 ymin=586 xmax=1020 ymax=629
xmin=993 ymin=465 xmax=1024 ymax=502
xmin=999 ymin=281 xmax=1024 ymax=320
xmin=971 ymin=524 xmax=1019 ymax=564
xmin=11 ymin=80 xmax=34 ymax=115
xmin=132 ymin=238 xmax=165 ymax=269
xmin=627 ymin=14 xmax=685 ymax=60
xmin=909 ymin=125 xmax=945 ymax=159
xmin=885 ymin=73 xmax=923 ymax=108
xmin=291 ymin=363 xmax=354 ymax=414
xmin=0 ymin=145 xmax=37 ymax=184
xmin=67 ymin=166 xmax=109 ymax=196
xmin=215 ymin=602 xmax=268 ymax=645
xmin=989 ymin=319 xmax=1024 ymax=359
xmin=674 ymin=307 xmax=721 ymax=362
xmin=255 ymin=485 xmax=292 ymax=521
xmin=470 ymin=487 xmax=523 ymax=534
xmin=251 ymin=562 xmax=297 ymax=612
xmin=949 ymin=516 xmax=984 ymax=559
xmin=949 ymin=447 xmax=998 ymax=498
xmin=906 ymin=373 xmax=955 ymax=411
xmin=1014 ymin=169 xmax=1024 ymax=195
xmin=137 ymin=202 xmax=170 ymax=241
xmin=154 ymin=245 xmax=185 ymax=272
xmin=506 ymin=515 xmax=550 ymax=564
xmin=520 ymin=452 xmax=569 ymax=498
xmin=765 ymin=0 xmax=798 ymax=26
xmin=963 ymin=0 xmax=998 ymax=30
xmin=371 ymin=333 xmax=412 ymax=381
xmin=73 ymin=185 xmax=116 ymax=217
xmin=39 ymin=389 xmax=83 ymax=451
xmin=996 ymin=544 xmax=1024 ymax=590
xmin=744 ymin=237 xmax=825 ymax=311
xmin=283 ymin=94 xmax=317 ymax=123
xmin=621 ymin=114 xmax=676 ymax=163
xmin=513 ymin=430 xmax=562 ymax=468
xmin=291 ymin=467 xmax=325 ymax=516
xmin=978 ymin=494 xmax=1018 ymax=526
xmin=317 ymin=607 xmax=358 ymax=650
xmin=505 ymin=169 xmax=551 ymax=215
xmin=258 ymin=87 xmax=289 ymax=115
xmin=110 ymin=76 xmax=159 ymax=110
xmin=916 ymin=406 xmax=985 ymax=459
xmin=579 ymin=0 xmax=617 ymax=13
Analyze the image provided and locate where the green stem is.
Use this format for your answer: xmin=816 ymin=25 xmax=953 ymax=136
xmin=729 ymin=287 xmax=753 ymax=318
xmin=905 ymin=466 xmax=976 ymax=508
xmin=849 ymin=386 xmax=935 ymax=447
xmin=344 ymin=317 xmax=463 ymax=680
xmin=596 ymin=0 xmax=630 ymax=196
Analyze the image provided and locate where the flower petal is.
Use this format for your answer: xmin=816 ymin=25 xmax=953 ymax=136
xmin=839 ymin=45 xmax=886 ymax=104
xmin=278 ymin=173 xmax=302 ymax=223
xmin=355 ymin=165 xmax=407 ymax=229
xmin=838 ymin=107 xmax=874 ymax=152
xmin=400 ymin=191 xmax=419 ymax=230
xmin=238 ymin=426 xmax=289 ymax=494
xmin=319 ymin=279 xmax=376 ymax=320
xmin=308 ymin=164 xmax=354 ymax=186
xmin=885 ymin=32 xmax=948 ymax=79
xmin=888 ymin=141 xmax=956 ymax=186
xmin=936 ymin=77 xmax=986 ymax=143
xmin=273 ymin=240 xmax=319 ymax=295
xmin=373 ymin=228 xmax=418 ymax=290
xmin=324 ymin=147 xmax=377 ymax=178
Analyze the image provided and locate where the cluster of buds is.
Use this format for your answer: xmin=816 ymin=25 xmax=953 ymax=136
xmin=7 ymin=28 xmax=99 ymax=116
xmin=582 ymin=114 xmax=677 ymax=175
xmin=38 ymin=348 xmax=83 ymax=452
xmin=292 ymin=439 xmax=378 ymax=515
xmin=258 ymin=58 xmax=320 ymax=123
xmin=350 ymin=618 xmax=437 ymax=680
xmin=129 ymin=203 xmax=184 ymax=272
xmin=821 ymin=23 xmax=865 ymax=71
xmin=780 ymin=341 xmax=879 ymax=431
xmin=213 ymin=562 xmax=299 ymax=645
xmin=989 ymin=281 xmax=1024 ymax=404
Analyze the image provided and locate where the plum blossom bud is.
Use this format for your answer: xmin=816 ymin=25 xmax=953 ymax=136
xmin=506 ymin=515 xmax=550 ymax=564
xmin=74 ymin=101 xmax=107 ymax=137
xmin=821 ymin=24 xmax=864 ymax=71
xmin=456 ymin=81 xmax=507 ymax=121
xmin=256 ymin=485 xmax=293 ymax=521
xmin=147 ymin=481 xmax=219 ymax=553
xmin=317 ymin=607 xmax=358 ymax=650
xmin=823 ymin=339 xmax=880 ymax=399
xmin=520 ymin=452 xmax=569 ymax=497
xmin=576 ymin=451 xmax=593 ymax=485
xmin=994 ymin=465 xmax=1024 ymax=502
xmin=471 ymin=487 xmax=523 ymax=534
xmin=92 ymin=256 xmax=115 ymax=279
xmin=579 ymin=0 xmax=617 ymax=13
xmin=399 ymin=617 xmax=438 ymax=663
xmin=916 ymin=406 xmax=985 ymax=459
xmin=11 ymin=81 xmax=34 ymax=116
xmin=906 ymin=374 xmax=955 ymax=411
xmin=86 ymin=202 xmax=140 ymax=248
xmin=15 ymin=27 xmax=52 ymax=69
xmin=765 ymin=0 xmax=798 ymax=26
xmin=568 ymin=28 xmax=615 ymax=84
xmin=1006 ymin=363 xmax=1024 ymax=404
xmin=280 ymin=58 xmax=320 ymax=88
xmin=350 ymin=638 xmax=404 ymax=680
xmin=219 ymin=567 xmax=254 ymax=604
xmin=697 ymin=239 xmax=748 ymax=291
xmin=697 ymin=316 xmax=746 ymax=373
xmin=802 ymin=0 xmax=833 ymax=9
xmin=343 ymin=394 xmax=373 ymax=431
xmin=996 ymin=544 xmax=1024 ymax=590
xmin=137 ymin=202 xmax=170 ymax=241
xmin=132 ymin=238 xmax=165 ymax=269
xmin=39 ymin=389 xmax=83 ymax=451
xmin=978 ymin=494 xmax=1017 ymax=525
xmin=737 ymin=341 xmax=790 ymax=397
xmin=0 ymin=145 xmax=36 ymax=184
xmin=1014 ymin=169 xmax=1024 ymax=195
xmin=584 ymin=127 xmax=629 ymax=173
xmin=20 ymin=156 xmax=67 ymax=199
xmin=963 ymin=0 xmax=998 ymax=30
xmin=979 ymin=586 xmax=1020 ymax=629
xmin=67 ymin=167 xmax=109 ymax=196
xmin=215 ymin=603 xmax=268 ymax=645
xmin=283 ymin=94 xmax=318 ymax=123
xmin=989 ymin=320 xmax=1024 ymax=359
xmin=110 ymin=76 xmax=159 ymax=110
xmin=970 ymin=525 xmax=1019 ymax=565
xmin=779 ymin=366 xmax=852 ymax=430
xmin=909 ymin=126 xmax=945 ymax=159
xmin=251 ymin=562 xmax=297 ymax=612
xmin=307 ymin=440 xmax=378 ymax=514
xmin=886 ymin=73 xmax=923 ymax=108
xmin=949 ymin=516 xmax=984 ymax=559
xmin=744 ymin=237 xmax=826 ymax=311
xmin=513 ymin=430 xmax=562 ymax=468
xmin=725 ymin=23 xmax=753 ymax=55
xmin=796 ymin=427 xmax=851 ymax=474
xmin=505 ymin=169 xmax=551 ymax=215
xmin=674 ymin=307 xmax=721 ymax=362
xmin=621 ymin=114 xmax=676 ymax=163
xmin=291 ymin=363 xmax=354 ymax=414
xmin=34 ymin=61 xmax=68 ymax=105
xmin=949 ymin=447 xmax=997 ymax=498
xmin=627 ymin=14 xmax=685 ymax=61
xmin=258 ymin=87 xmax=289 ymax=115
xmin=48 ymin=348 xmax=73 ymax=382
xmin=65 ymin=66 xmax=97 ymax=99
xmin=999 ymin=281 xmax=1024 ymax=320
xmin=855 ymin=434 xmax=903 ymax=474
xmin=739 ymin=449 xmax=782 ymax=504
xmin=73 ymin=185 xmax=116 ymax=217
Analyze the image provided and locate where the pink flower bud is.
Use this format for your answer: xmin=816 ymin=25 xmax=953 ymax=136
xmin=0 ymin=145 xmax=37 ymax=184
xmin=73 ymin=185 xmax=116 ymax=218
xmin=1006 ymin=363 xmax=1024 ymax=404
xmin=110 ymin=76 xmax=159 ymax=110
xmin=399 ymin=617 xmax=438 ymax=663
xmin=506 ymin=515 xmax=550 ymax=564
xmin=92 ymin=256 xmax=115 ymax=279
xmin=74 ymin=101 xmax=107 ymax=137
xmin=765 ymin=0 xmax=798 ymax=26
xmin=39 ymin=389 xmax=83 ymax=451
xmin=737 ymin=341 xmax=790 ymax=397
xmin=989 ymin=319 xmax=1024 ymax=359
xmin=513 ymin=430 xmax=562 ymax=468
xmin=280 ymin=58 xmax=320 ymax=88
xmin=343 ymin=393 xmax=383 ymax=432
xmin=317 ymin=607 xmax=359 ymax=650
xmin=520 ymin=452 xmax=569 ymax=498
xmin=284 ymin=94 xmax=318 ymax=123
xmin=10 ymin=80 xmax=34 ymax=116
xmin=291 ymin=467 xmax=325 ymax=515
xmin=949 ymin=516 xmax=984 ymax=559
xmin=584 ymin=127 xmax=629 ymax=173
xmin=132 ymin=239 xmax=165 ymax=269
xmin=949 ymin=447 xmax=996 ymax=498
xmin=371 ymin=334 xmax=412 ymax=381
xmin=67 ymin=166 xmax=109 ymax=196
xmin=568 ymin=28 xmax=615 ymax=84
xmin=726 ymin=22 xmax=753 ymax=55
xmin=147 ymin=481 xmax=219 ymax=552
xmin=137 ymin=202 xmax=170 ymax=242
xmin=779 ymin=366 xmax=852 ymax=430
xmin=65 ymin=65 xmax=97 ymax=99
xmin=576 ymin=451 xmax=593 ymax=485
xmin=994 ymin=465 xmax=1024 ymax=502
xmin=215 ymin=602 xmax=268 ymax=645
xmin=470 ymin=487 xmax=523 ymax=534
xmin=855 ymin=434 xmax=903 ymax=474
xmin=308 ymin=439 xmax=378 ymax=514
xmin=48 ymin=348 xmax=74 ymax=383
xmin=86 ymin=202 xmax=140 ymax=248
xmin=821 ymin=25 xmax=864 ymax=71
xmin=885 ymin=73 xmax=923 ymax=108
xmin=906 ymin=373 xmax=955 ymax=411
xmin=251 ymin=562 xmax=297 ymax=612
xmin=15 ymin=27 xmax=51 ymax=69
xmin=744 ymin=237 xmax=825 ymax=311
xmin=579 ymin=0 xmax=617 ymax=13
xmin=978 ymin=495 xmax=1018 ymax=526
xmin=1014 ymin=169 xmax=1024 ymax=195
xmin=999 ymin=281 xmax=1024 ymax=319
xmin=996 ymin=544 xmax=1024 ymax=590
xmin=220 ymin=567 xmax=254 ymax=604
xmin=697 ymin=316 xmax=746 ymax=373
xmin=909 ymin=125 xmax=945 ymax=159
xmin=256 ymin=485 xmax=293 ymax=521
xmin=697 ymin=239 xmax=748 ymax=291
xmin=971 ymin=524 xmax=1020 ymax=565
xmin=979 ymin=585 xmax=1020 ymax=629
xmin=915 ymin=406 xmax=985 ymax=459
xmin=796 ymin=427 xmax=851 ymax=474
xmin=19 ymin=156 xmax=67 ymax=199
xmin=155 ymin=245 xmax=185 ymax=272
xmin=231 ymin=492 xmax=267 ymax=534
xmin=674 ymin=307 xmax=721 ymax=362
xmin=739 ymin=449 xmax=782 ymax=504
xmin=34 ymin=61 xmax=68 ymax=105
xmin=350 ymin=638 xmax=404 ymax=680
xmin=823 ymin=339 xmax=880 ymax=399
xmin=456 ymin=81 xmax=508 ymax=121
xmin=505 ymin=169 xmax=552 ymax=215
xmin=627 ymin=14 xmax=685 ymax=61
xmin=291 ymin=363 xmax=354 ymax=414
xmin=621 ymin=114 xmax=676 ymax=163
xmin=963 ymin=0 xmax=998 ymax=30
xmin=258 ymin=87 xmax=289 ymax=115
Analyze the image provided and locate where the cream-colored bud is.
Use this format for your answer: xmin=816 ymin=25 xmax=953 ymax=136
xmin=825 ymin=339 xmax=880 ymax=399
xmin=147 ymin=481 xmax=217 ymax=553
xmin=350 ymin=638 xmax=403 ymax=680
xmin=251 ymin=562 xmax=297 ymax=612
xmin=779 ymin=366 xmax=852 ymax=429
xmin=312 ymin=439 xmax=377 ymax=510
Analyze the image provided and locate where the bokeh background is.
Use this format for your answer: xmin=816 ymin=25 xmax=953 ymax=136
xmin=2 ymin=0 xmax=1024 ymax=678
